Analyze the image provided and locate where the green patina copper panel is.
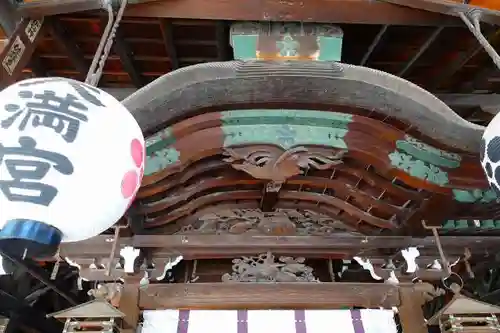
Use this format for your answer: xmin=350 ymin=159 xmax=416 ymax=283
xmin=230 ymin=22 xmax=343 ymax=61
xmin=231 ymin=35 xmax=258 ymax=60
xmin=317 ymin=37 xmax=343 ymax=61
xmin=452 ymin=189 xmax=498 ymax=203
xmin=441 ymin=190 xmax=499 ymax=230
xmin=388 ymin=135 xmax=464 ymax=186
xmin=388 ymin=152 xmax=449 ymax=186
xmin=396 ymin=135 xmax=461 ymax=168
xmin=443 ymin=219 xmax=500 ymax=230
xmin=144 ymin=128 xmax=180 ymax=175
xmin=221 ymin=109 xmax=351 ymax=149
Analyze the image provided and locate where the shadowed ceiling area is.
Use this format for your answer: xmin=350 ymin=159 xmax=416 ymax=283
xmin=11 ymin=13 xmax=500 ymax=126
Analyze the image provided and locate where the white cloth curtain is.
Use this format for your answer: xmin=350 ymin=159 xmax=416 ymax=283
xmin=142 ymin=309 xmax=398 ymax=333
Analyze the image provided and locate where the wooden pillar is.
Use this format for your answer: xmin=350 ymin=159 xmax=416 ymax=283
xmin=399 ymin=287 xmax=428 ymax=333
xmin=118 ymin=280 xmax=141 ymax=333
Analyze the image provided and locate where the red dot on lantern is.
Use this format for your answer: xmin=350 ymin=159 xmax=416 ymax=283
xmin=121 ymin=170 xmax=138 ymax=199
xmin=131 ymin=139 xmax=144 ymax=168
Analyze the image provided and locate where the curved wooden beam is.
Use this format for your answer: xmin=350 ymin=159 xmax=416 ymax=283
xmin=123 ymin=60 xmax=483 ymax=152
xmin=141 ymin=109 xmax=485 ymax=190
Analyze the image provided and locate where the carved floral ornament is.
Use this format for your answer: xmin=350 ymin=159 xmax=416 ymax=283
xmin=222 ymin=252 xmax=319 ymax=282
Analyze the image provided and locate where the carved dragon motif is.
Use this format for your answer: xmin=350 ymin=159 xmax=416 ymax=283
xmin=223 ymin=146 xmax=345 ymax=184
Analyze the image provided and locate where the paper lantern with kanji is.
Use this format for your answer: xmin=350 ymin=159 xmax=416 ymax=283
xmin=0 ymin=78 xmax=144 ymax=259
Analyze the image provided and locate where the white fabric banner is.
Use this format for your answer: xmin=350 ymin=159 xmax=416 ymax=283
xmin=142 ymin=309 xmax=398 ymax=333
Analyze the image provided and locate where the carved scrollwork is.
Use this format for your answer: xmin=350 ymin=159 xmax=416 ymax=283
xmin=223 ymin=146 xmax=345 ymax=184
xmin=221 ymin=251 xmax=318 ymax=282
xmin=176 ymin=208 xmax=355 ymax=236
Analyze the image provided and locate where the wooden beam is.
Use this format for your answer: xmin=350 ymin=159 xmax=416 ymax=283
xmin=379 ymin=0 xmax=500 ymax=26
xmin=215 ymin=21 xmax=232 ymax=61
xmin=123 ymin=0 xmax=461 ymax=26
xmin=402 ymin=193 xmax=457 ymax=234
xmin=430 ymin=27 xmax=500 ymax=91
xmin=128 ymin=234 xmax=500 ymax=259
xmin=46 ymin=16 xmax=88 ymax=76
xmin=112 ymin=24 xmax=145 ymax=87
xmin=16 ymin=0 xmax=104 ymax=18
xmin=436 ymin=93 xmax=500 ymax=113
xmin=0 ymin=18 xmax=45 ymax=88
xmin=159 ymin=19 xmax=179 ymax=70
xmin=0 ymin=0 xmax=19 ymax=35
xmin=139 ymin=282 xmax=402 ymax=309
xmin=53 ymin=234 xmax=500 ymax=266
xmin=55 ymin=234 xmax=500 ymax=259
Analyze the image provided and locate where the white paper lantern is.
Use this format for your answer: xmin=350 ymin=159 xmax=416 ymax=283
xmin=0 ymin=77 xmax=144 ymax=258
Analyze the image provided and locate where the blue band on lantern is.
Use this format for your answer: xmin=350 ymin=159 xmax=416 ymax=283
xmin=0 ymin=219 xmax=62 ymax=258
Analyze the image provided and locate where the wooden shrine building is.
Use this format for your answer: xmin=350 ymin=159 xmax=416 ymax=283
xmin=4 ymin=1 xmax=500 ymax=333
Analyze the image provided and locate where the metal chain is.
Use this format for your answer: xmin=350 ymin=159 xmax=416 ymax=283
xmin=85 ymin=0 xmax=128 ymax=86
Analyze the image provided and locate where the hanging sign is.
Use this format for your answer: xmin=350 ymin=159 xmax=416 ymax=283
xmin=0 ymin=18 xmax=44 ymax=88
xmin=0 ymin=77 xmax=145 ymax=259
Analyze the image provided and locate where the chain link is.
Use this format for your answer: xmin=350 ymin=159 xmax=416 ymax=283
xmin=85 ymin=0 xmax=128 ymax=86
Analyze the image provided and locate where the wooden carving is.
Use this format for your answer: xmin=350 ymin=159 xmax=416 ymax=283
xmin=176 ymin=208 xmax=355 ymax=236
xmin=223 ymin=146 xmax=345 ymax=185
xmin=221 ymin=251 xmax=318 ymax=282
xmin=66 ymin=252 xmax=182 ymax=282
xmin=87 ymin=283 xmax=123 ymax=307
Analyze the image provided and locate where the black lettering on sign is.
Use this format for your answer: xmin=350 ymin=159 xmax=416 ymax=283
xmin=1 ymin=89 xmax=90 ymax=143
xmin=25 ymin=19 xmax=44 ymax=43
xmin=0 ymin=136 xmax=74 ymax=206
xmin=19 ymin=78 xmax=105 ymax=107
xmin=2 ymin=36 xmax=25 ymax=76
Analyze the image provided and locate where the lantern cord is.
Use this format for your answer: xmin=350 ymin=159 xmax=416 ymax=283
xmin=85 ymin=0 xmax=127 ymax=86
xmin=459 ymin=10 xmax=500 ymax=71
xmin=106 ymin=226 xmax=121 ymax=276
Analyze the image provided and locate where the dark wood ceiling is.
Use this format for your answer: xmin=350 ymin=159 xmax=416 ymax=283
xmin=15 ymin=13 xmax=500 ymax=126
xmin=18 ymin=14 xmax=500 ymax=92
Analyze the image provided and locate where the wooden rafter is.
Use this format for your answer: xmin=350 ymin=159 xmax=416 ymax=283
xmin=159 ymin=19 xmax=179 ymax=70
xmin=111 ymin=22 xmax=145 ymax=87
xmin=397 ymin=26 xmax=443 ymax=78
xmin=216 ymin=21 xmax=231 ymax=61
xmin=46 ymin=16 xmax=88 ymax=76
xmin=430 ymin=27 xmax=500 ymax=91
xmin=15 ymin=0 xmax=104 ymax=18
xmin=122 ymin=0 xmax=461 ymax=26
